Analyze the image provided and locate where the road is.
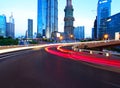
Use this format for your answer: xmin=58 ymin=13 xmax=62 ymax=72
xmin=0 ymin=46 xmax=120 ymax=88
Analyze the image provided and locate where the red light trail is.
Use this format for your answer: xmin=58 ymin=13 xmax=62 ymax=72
xmin=45 ymin=45 xmax=120 ymax=68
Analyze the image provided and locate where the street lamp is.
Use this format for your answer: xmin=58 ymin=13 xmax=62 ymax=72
xmin=104 ymin=34 xmax=109 ymax=40
xmin=59 ymin=36 xmax=63 ymax=41
xmin=70 ymin=34 xmax=74 ymax=39
xmin=102 ymin=18 xmax=111 ymax=40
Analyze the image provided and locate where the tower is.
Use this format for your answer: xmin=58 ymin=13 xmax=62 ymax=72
xmin=97 ymin=0 xmax=112 ymax=39
xmin=64 ymin=0 xmax=74 ymax=39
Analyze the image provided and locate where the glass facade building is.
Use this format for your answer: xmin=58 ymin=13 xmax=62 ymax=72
xmin=37 ymin=0 xmax=58 ymax=38
xmin=28 ymin=19 xmax=33 ymax=39
xmin=92 ymin=16 xmax=97 ymax=40
xmin=100 ymin=13 xmax=120 ymax=39
xmin=0 ymin=15 xmax=6 ymax=37
xmin=6 ymin=14 xmax=15 ymax=38
xmin=97 ymin=0 xmax=112 ymax=39
xmin=6 ymin=23 xmax=14 ymax=38
xmin=74 ymin=26 xmax=84 ymax=40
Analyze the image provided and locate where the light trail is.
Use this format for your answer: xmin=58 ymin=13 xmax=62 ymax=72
xmin=45 ymin=46 xmax=120 ymax=68
xmin=45 ymin=46 xmax=71 ymax=59
xmin=0 ymin=44 xmax=62 ymax=54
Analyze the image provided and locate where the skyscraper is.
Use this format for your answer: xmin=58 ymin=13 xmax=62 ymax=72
xmin=37 ymin=0 xmax=47 ymax=38
xmin=6 ymin=14 xmax=15 ymax=38
xmin=97 ymin=0 xmax=112 ymax=39
xmin=100 ymin=13 xmax=120 ymax=39
xmin=28 ymin=19 xmax=33 ymax=39
xmin=0 ymin=15 xmax=6 ymax=37
xmin=37 ymin=0 xmax=58 ymax=38
xmin=64 ymin=0 xmax=74 ymax=39
xmin=92 ymin=16 xmax=97 ymax=40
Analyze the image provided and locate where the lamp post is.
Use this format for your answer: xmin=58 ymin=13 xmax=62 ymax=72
xmin=103 ymin=18 xmax=111 ymax=40
xmin=59 ymin=36 xmax=63 ymax=42
xmin=104 ymin=34 xmax=109 ymax=40
xmin=70 ymin=34 xmax=74 ymax=39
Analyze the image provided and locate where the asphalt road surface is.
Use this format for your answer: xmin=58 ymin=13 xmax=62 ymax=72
xmin=0 ymin=47 xmax=120 ymax=88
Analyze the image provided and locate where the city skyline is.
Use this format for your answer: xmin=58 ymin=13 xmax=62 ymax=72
xmin=0 ymin=0 xmax=120 ymax=38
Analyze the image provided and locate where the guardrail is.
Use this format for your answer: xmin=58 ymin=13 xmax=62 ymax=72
xmin=72 ymin=46 xmax=120 ymax=58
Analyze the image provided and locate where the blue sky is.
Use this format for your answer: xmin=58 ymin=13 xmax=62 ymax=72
xmin=0 ymin=0 xmax=120 ymax=37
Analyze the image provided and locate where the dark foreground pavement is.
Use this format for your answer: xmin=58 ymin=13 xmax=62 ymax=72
xmin=0 ymin=47 xmax=120 ymax=88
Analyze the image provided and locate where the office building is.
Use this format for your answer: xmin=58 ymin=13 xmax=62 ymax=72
xmin=92 ymin=28 xmax=95 ymax=40
xmin=6 ymin=14 xmax=15 ymax=38
xmin=0 ymin=15 xmax=6 ymax=37
xmin=28 ymin=19 xmax=33 ymax=39
xmin=74 ymin=26 xmax=84 ymax=40
xmin=37 ymin=0 xmax=58 ymax=38
xmin=97 ymin=0 xmax=112 ymax=39
xmin=100 ymin=13 xmax=120 ymax=39
xmin=92 ymin=16 xmax=97 ymax=40
xmin=64 ymin=0 xmax=74 ymax=39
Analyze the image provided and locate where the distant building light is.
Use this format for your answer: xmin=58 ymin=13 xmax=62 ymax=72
xmin=57 ymin=33 xmax=60 ymax=37
xmin=99 ymin=0 xmax=107 ymax=4
xmin=107 ymin=18 xmax=111 ymax=22
xmin=115 ymin=32 xmax=120 ymax=40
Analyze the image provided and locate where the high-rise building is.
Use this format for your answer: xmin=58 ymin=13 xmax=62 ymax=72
xmin=6 ymin=14 xmax=15 ymax=38
xmin=64 ymin=0 xmax=74 ymax=39
xmin=92 ymin=16 xmax=97 ymax=40
xmin=28 ymin=19 xmax=33 ymax=39
xmin=0 ymin=15 xmax=6 ymax=37
xmin=97 ymin=0 xmax=112 ymax=39
xmin=37 ymin=0 xmax=47 ymax=38
xmin=37 ymin=0 xmax=58 ymax=38
xmin=74 ymin=26 xmax=85 ymax=40
xmin=100 ymin=13 xmax=120 ymax=39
